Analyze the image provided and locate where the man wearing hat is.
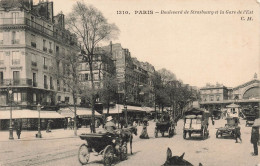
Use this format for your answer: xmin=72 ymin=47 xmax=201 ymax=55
xmin=105 ymin=116 xmax=116 ymax=133
xmin=251 ymin=126 xmax=259 ymax=156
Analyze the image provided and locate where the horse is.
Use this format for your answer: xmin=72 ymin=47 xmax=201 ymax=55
xmin=121 ymin=125 xmax=138 ymax=155
xmin=162 ymin=148 xmax=203 ymax=166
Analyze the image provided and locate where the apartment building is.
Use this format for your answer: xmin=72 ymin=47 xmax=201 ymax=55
xmin=0 ymin=0 xmax=79 ymax=129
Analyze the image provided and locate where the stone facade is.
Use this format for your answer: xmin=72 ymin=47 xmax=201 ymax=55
xmin=199 ymin=76 xmax=260 ymax=111
xmin=0 ymin=0 xmax=79 ymax=108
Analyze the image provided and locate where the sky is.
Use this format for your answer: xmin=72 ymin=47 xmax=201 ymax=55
xmin=36 ymin=0 xmax=259 ymax=88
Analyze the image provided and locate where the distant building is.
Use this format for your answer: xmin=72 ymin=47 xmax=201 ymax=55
xmin=199 ymin=74 xmax=260 ymax=111
xmin=102 ymin=43 xmax=155 ymax=106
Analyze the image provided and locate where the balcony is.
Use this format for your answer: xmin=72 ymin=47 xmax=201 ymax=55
xmin=43 ymin=65 xmax=48 ymax=70
xmin=43 ymin=47 xmax=47 ymax=52
xmin=44 ymin=84 xmax=48 ymax=89
xmin=49 ymin=49 xmax=53 ymax=54
xmin=31 ymin=61 xmax=37 ymax=67
xmin=0 ymin=79 xmax=32 ymax=86
xmin=0 ymin=18 xmax=80 ymax=47
xmin=11 ymin=39 xmax=20 ymax=44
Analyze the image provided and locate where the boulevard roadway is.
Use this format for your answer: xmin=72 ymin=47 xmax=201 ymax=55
xmin=0 ymin=118 xmax=259 ymax=166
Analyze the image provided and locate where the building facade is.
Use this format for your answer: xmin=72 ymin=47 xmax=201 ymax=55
xmin=0 ymin=0 xmax=79 ymax=129
xmin=103 ymin=43 xmax=155 ymax=106
xmin=199 ymin=75 xmax=260 ymax=111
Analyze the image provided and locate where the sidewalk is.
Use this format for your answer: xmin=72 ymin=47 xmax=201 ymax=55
xmin=0 ymin=127 xmax=92 ymax=142
xmin=0 ymin=122 xmax=149 ymax=142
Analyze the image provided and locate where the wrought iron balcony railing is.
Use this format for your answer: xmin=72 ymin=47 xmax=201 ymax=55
xmin=0 ymin=18 xmax=80 ymax=47
xmin=11 ymin=39 xmax=20 ymax=44
xmin=0 ymin=79 xmax=32 ymax=86
xmin=43 ymin=47 xmax=47 ymax=52
xmin=31 ymin=61 xmax=37 ymax=67
xmin=43 ymin=65 xmax=48 ymax=70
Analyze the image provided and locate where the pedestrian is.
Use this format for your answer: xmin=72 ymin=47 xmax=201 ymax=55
xmin=63 ymin=118 xmax=67 ymax=130
xmin=15 ymin=119 xmax=22 ymax=139
xmin=211 ymin=115 xmax=215 ymax=125
xmin=251 ymin=126 xmax=259 ymax=156
xmin=235 ymin=126 xmax=242 ymax=143
xmin=140 ymin=117 xmax=149 ymax=139
xmin=46 ymin=120 xmax=52 ymax=133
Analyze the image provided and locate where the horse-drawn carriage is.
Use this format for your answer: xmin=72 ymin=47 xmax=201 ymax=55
xmin=154 ymin=121 xmax=175 ymax=138
xmin=216 ymin=117 xmax=239 ymax=138
xmin=154 ymin=112 xmax=175 ymax=138
xmin=78 ymin=131 xmax=127 ymax=165
xmin=183 ymin=107 xmax=209 ymax=140
xmin=212 ymin=109 xmax=222 ymax=120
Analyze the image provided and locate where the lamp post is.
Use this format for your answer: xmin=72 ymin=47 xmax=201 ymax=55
xmin=36 ymin=103 xmax=42 ymax=138
xmin=8 ymin=83 xmax=14 ymax=140
xmin=124 ymin=97 xmax=128 ymax=128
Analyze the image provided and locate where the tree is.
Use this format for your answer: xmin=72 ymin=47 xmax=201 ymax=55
xmin=51 ymin=49 xmax=81 ymax=136
xmin=66 ymin=2 xmax=119 ymax=132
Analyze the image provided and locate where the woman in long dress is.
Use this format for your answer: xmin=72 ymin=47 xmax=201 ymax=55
xmin=140 ymin=117 xmax=149 ymax=139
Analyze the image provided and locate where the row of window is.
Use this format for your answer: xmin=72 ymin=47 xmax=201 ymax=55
xmin=0 ymin=51 xmax=21 ymax=65
xmin=203 ymin=95 xmax=221 ymax=101
xmin=0 ymin=31 xmax=20 ymax=45
xmin=79 ymin=73 xmax=101 ymax=81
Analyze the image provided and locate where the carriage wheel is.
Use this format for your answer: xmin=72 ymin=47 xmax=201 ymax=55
xmin=78 ymin=144 xmax=90 ymax=165
xmin=161 ymin=131 xmax=164 ymax=137
xmin=103 ymin=145 xmax=114 ymax=166
xmin=120 ymin=143 xmax=128 ymax=161
xmin=154 ymin=129 xmax=158 ymax=138
xmin=183 ymin=131 xmax=186 ymax=139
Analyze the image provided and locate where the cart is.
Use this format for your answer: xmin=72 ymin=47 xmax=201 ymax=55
xmin=154 ymin=121 xmax=175 ymax=138
xmin=183 ymin=107 xmax=209 ymax=140
xmin=216 ymin=117 xmax=239 ymax=138
xmin=78 ymin=131 xmax=127 ymax=165
xmin=212 ymin=110 xmax=222 ymax=120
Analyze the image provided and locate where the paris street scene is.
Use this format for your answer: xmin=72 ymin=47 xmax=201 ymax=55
xmin=0 ymin=0 xmax=259 ymax=166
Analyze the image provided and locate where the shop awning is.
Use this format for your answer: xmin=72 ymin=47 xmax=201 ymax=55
xmin=58 ymin=107 xmax=102 ymax=118
xmin=104 ymin=104 xmax=150 ymax=114
xmin=0 ymin=109 xmax=64 ymax=119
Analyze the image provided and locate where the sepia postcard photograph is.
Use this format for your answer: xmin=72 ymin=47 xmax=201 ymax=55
xmin=0 ymin=0 xmax=259 ymax=165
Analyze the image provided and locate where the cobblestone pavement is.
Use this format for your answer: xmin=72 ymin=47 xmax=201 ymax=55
xmin=0 ymin=119 xmax=259 ymax=166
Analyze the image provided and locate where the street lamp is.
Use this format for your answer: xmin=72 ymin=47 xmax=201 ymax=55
xmin=8 ymin=83 xmax=14 ymax=140
xmin=124 ymin=97 xmax=128 ymax=128
xmin=36 ymin=103 xmax=42 ymax=138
